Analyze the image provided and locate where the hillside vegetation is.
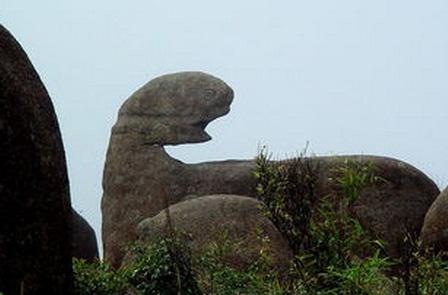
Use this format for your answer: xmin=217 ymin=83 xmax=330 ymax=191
xmin=73 ymin=151 xmax=448 ymax=295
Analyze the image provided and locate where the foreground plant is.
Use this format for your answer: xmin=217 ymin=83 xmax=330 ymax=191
xmin=73 ymin=258 xmax=129 ymax=295
xmin=195 ymin=230 xmax=285 ymax=295
xmin=126 ymin=235 xmax=201 ymax=295
xmin=254 ymin=150 xmax=392 ymax=294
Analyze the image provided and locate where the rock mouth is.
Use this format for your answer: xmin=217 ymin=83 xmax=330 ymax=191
xmin=192 ymin=119 xmax=210 ymax=131
xmin=191 ymin=120 xmax=212 ymax=142
xmin=185 ymin=119 xmax=215 ymax=144
xmin=188 ymin=101 xmax=232 ymax=143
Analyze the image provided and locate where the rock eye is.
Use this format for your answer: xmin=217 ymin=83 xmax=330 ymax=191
xmin=204 ymin=88 xmax=217 ymax=100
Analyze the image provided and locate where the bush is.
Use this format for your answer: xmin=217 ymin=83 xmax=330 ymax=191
xmin=126 ymin=235 xmax=201 ymax=295
xmin=254 ymin=149 xmax=448 ymax=295
xmin=73 ymin=227 xmax=288 ymax=294
xmin=254 ymin=149 xmax=319 ymax=255
xmin=254 ymin=149 xmax=392 ymax=294
xmin=411 ymin=251 xmax=448 ymax=295
xmin=195 ymin=230 xmax=284 ymax=295
xmin=393 ymin=232 xmax=448 ymax=295
xmin=73 ymin=258 xmax=129 ymax=295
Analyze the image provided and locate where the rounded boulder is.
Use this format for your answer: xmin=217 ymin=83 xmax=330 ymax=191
xmin=71 ymin=210 xmax=99 ymax=262
xmin=421 ymin=186 xmax=448 ymax=250
xmin=133 ymin=195 xmax=293 ymax=272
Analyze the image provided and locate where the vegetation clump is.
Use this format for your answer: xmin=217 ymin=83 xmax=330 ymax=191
xmin=73 ymin=149 xmax=448 ymax=294
xmin=254 ymin=150 xmax=391 ymax=293
xmin=73 ymin=231 xmax=281 ymax=295
xmin=73 ymin=258 xmax=129 ymax=294
xmin=254 ymin=149 xmax=448 ymax=294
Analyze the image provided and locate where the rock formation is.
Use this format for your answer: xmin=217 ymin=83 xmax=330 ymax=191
xmin=309 ymin=155 xmax=439 ymax=257
xmin=71 ymin=210 xmax=99 ymax=262
xmin=101 ymin=72 xmax=254 ymax=267
xmin=131 ymin=195 xmax=293 ymax=272
xmin=0 ymin=25 xmax=73 ymax=293
xmin=102 ymin=71 xmax=439 ymax=267
xmin=420 ymin=186 xmax=448 ymax=251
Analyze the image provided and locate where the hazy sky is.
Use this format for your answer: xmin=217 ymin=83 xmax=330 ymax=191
xmin=3 ymin=1 xmax=447 ymax=255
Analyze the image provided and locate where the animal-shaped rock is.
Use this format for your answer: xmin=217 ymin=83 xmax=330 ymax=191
xmin=101 ymin=71 xmax=439 ymax=267
xmin=420 ymin=186 xmax=448 ymax=251
xmin=129 ymin=195 xmax=293 ymax=272
xmin=102 ymin=72 xmax=254 ymax=267
xmin=0 ymin=25 xmax=73 ymax=293
xmin=71 ymin=210 xmax=99 ymax=262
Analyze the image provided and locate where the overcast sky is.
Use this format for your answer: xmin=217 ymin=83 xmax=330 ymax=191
xmin=3 ymin=0 xmax=447 ymax=255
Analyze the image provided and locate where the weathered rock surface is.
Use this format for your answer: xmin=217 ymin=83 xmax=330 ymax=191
xmin=102 ymin=71 xmax=439 ymax=267
xmin=131 ymin=195 xmax=293 ymax=271
xmin=309 ymin=155 xmax=439 ymax=257
xmin=102 ymin=72 xmax=254 ymax=267
xmin=0 ymin=25 xmax=73 ymax=293
xmin=71 ymin=210 xmax=99 ymax=262
xmin=420 ymin=186 xmax=448 ymax=251
xmin=183 ymin=156 xmax=439 ymax=258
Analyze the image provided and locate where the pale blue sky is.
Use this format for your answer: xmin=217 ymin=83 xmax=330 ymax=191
xmin=3 ymin=0 xmax=447 ymax=254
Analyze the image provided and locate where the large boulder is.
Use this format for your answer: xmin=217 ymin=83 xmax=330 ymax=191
xmin=181 ymin=156 xmax=439 ymax=260
xmin=309 ymin=155 xmax=439 ymax=258
xmin=420 ymin=186 xmax=448 ymax=250
xmin=0 ymin=25 xmax=73 ymax=293
xmin=131 ymin=195 xmax=293 ymax=272
xmin=71 ymin=210 xmax=99 ymax=262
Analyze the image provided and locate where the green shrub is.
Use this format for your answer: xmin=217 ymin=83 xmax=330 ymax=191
xmin=411 ymin=251 xmax=448 ymax=294
xmin=73 ymin=258 xmax=129 ymax=295
xmin=126 ymin=235 xmax=201 ymax=295
xmin=254 ymin=149 xmax=448 ymax=295
xmin=393 ymin=232 xmax=448 ymax=295
xmin=195 ymin=230 xmax=284 ymax=295
xmin=254 ymin=149 xmax=319 ymax=256
xmin=254 ymin=150 xmax=392 ymax=294
xmin=73 ymin=229 xmax=287 ymax=294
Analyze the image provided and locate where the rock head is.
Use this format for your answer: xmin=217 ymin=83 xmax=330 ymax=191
xmin=113 ymin=71 xmax=234 ymax=145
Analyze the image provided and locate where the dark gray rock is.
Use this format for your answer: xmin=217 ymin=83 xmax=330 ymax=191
xmin=101 ymin=71 xmax=439 ymax=267
xmin=420 ymin=186 xmax=448 ymax=251
xmin=0 ymin=25 xmax=73 ymax=293
xmin=131 ymin=195 xmax=293 ymax=272
xmin=71 ymin=210 xmax=99 ymax=262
